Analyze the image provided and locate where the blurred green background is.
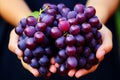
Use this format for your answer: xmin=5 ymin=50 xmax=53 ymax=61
xmin=115 ymin=5 xmax=120 ymax=61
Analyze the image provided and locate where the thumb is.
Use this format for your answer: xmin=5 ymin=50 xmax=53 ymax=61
xmin=8 ymin=29 xmax=23 ymax=57
xmin=96 ymin=25 xmax=113 ymax=61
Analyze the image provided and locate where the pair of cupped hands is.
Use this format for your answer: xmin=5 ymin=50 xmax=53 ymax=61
xmin=8 ymin=24 xmax=112 ymax=78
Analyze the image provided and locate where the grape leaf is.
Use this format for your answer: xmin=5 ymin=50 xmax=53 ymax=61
xmin=29 ymin=11 xmax=39 ymax=18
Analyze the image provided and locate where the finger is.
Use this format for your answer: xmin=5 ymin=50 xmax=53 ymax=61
xmin=55 ymin=63 xmax=60 ymax=68
xmin=75 ymin=64 xmax=98 ymax=78
xmin=97 ymin=26 xmax=113 ymax=61
xmin=50 ymin=57 xmax=55 ymax=65
xmin=8 ymin=29 xmax=23 ymax=57
xmin=68 ymin=69 xmax=76 ymax=77
xmin=49 ymin=65 xmax=57 ymax=73
xmin=20 ymin=57 xmax=39 ymax=77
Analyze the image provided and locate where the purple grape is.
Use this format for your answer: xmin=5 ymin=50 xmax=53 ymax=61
xmin=23 ymin=56 xmax=31 ymax=64
xmin=34 ymin=31 xmax=45 ymax=43
xmin=32 ymin=46 xmax=44 ymax=58
xmin=58 ymin=64 xmax=68 ymax=76
xmin=15 ymin=24 xmax=24 ymax=35
xmin=24 ymin=26 xmax=36 ymax=37
xmin=26 ymin=16 xmax=37 ymax=26
xmin=79 ymin=57 xmax=87 ymax=68
xmin=67 ymin=11 xmax=77 ymax=19
xmin=50 ymin=27 xmax=62 ymax=38
xmin=94 ymin=44 xmax=101 ymax=52
xmin=85 ymin=32 xmax=94 ymax=42
xmin=66 ymin=46 xmax=76 ymax=56
xmin=39 ymin=66 xmax=48 ymax=75
xmin=55 ymin=36 xmax=65 ymax=48
xmin=97 ymin=22 xmax=102 ymax=30
xmin=20 ymin=18 xmax=27 ymax=28
xmin=91 ymin=28 xmax=97 ymax=35
xmin=87 ymin=53 xmax=98 ymax=65
xmin=84 ymin=6 xmax=96 ymax=18
xmin=30 ymin=58 xmax=39 ymax=68
xmin=24 ymin=48 xmax=33 ymax=58
xmin=45 ymin=9 xmax=57 ymax=16
xmin=89 ymin=38 xmax=97 ymax=48
xmin=76 ymin=46 xmax=83 ymax=54
xmin=84 ymin=63 xmax=92 ymax=70
xmin=26 ymin=37 xmax=36 ymax=50
xmin=39 ymin=55 xmax=49 ymax=66
xmin=69 ymin=25 xmax=80 ymax=35
xmin=74 ymin=4 xmax=84 ymax=13
xmin=81 ymin=23 xmax=91 ymax=33
xmin=68 ymin=18 xmax=78 ymax=25
xmin=83 ymin=47 xmax=91 ymax=57
xmin=88 ymin=16 xmax=99 ymax=27
xmin=75 ymin=34 xmax=85 ymax=46
xmin=35 ymin=22 xmax=47 ymax=32
xmin=41 ymin=14 xmax=54 ymax=26
xmin=65 ymin=34 xmax=75 ymax=45
xmin=18 ymin=39 xmax=26 ymax=51
xmin=57 ymin=3 xmax=66 ymax=12
xmin=66 ymin=56 xmax=78 ymax=69
xmin=95 ymin=31 xmax=102 ymax=39
xmin=56 ymin=14 xmax=62 ymax=20
xmin=45 ymin=26 xmax=51 ymax=36
xmin=45 ymin=47 xmax=53 ymax=56
xmin=55 ymin=56 xmax=64 ymax=64
xmin=76 ymin=13 xmax=86 ymax=23
xmin=58 ymin=17 xmax=67 ymax=22
xmin=61 ymin=7 xmax=70 ymax=17
xmin=58 ymin=49 xmax=67 ymax=59
xmin=58 ymin=20 xmax=70 ymax=32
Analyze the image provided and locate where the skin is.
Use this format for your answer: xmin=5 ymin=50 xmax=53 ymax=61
xmin=0 ymin=0 xmax=119 ymax=78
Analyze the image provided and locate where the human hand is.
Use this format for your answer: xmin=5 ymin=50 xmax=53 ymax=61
xmin=8 ymin=29 xmax=57 ymax=77
xmin=67 ymin=24 xmax=113 ymax=78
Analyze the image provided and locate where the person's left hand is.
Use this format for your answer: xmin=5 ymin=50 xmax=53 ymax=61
xmin=67 ymin=24 xmax=113 ymax=78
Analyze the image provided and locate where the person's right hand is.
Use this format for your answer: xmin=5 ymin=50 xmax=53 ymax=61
xmin=8 ymin=29 xmax=57 ymax=77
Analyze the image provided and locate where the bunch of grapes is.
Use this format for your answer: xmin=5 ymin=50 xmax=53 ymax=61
xmin=15 ymin=3 xmax=102 ymax=77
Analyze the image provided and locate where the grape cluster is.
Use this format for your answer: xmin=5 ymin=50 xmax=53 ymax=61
xmin=15 ymin=3 xmax=102 ymax=77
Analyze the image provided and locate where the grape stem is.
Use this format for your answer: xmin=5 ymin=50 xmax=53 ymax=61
xmin=63 ymin=32 xmax=68 ymax=37
xmin=38 ymin=6 xmax=49 ymax=22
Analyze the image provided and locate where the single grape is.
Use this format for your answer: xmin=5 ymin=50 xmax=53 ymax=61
xmin=26 ymin=37 xmax=36 ymax=50
xmin=76 ymin=46 xmax=83 ymax=54
xmin=41 ymin=14 xmax=54 ymax=26
xmin=75 ymin=34 xmax=85 ymax=46
xmin=66 ymin=56 xmax=78 ymax=69
xmin=58 ymin=49 xmax=67 ymax=59
xmin=61 ymin=7 xmax=70 ymax=17
xmin=45 ymin=9 xmax=57 ymax=16
xmin=81 ymin=22 xmax=91 ymax=33
xmin=68 ymin=18 xmax=78 ymax=25
xmin=89 ymin=38 xmax=97 ymax=48
xmin=32 ymin=46 xmax=44 ymax=58
xmin=85 ymin=32 xmax=94 ymax=42
xmin=34 ymin=31 xmax=45 ymax=43
xmin=45 ymin=47 xmax=53 ymax=57
xmin=23 ymin=56 xmax=31 ymax=64
xmin=67 ymin=11 xmax=77 ymax=19
xmin=26 ymin=16 xmax=37 ymax=26
xmin=39 ymin=55 xmax=49 ymax=66
xmin=87 ymin=53 xmax=98 ymax=65
xmin=55 ymin=56 xmax=64 ymax=64
xmin=39 ymin=66 xmax=48 ymax=75
xmin=58 ymin=64 xmax=68 ymax=76
xmin=35 ymin=22 xmax=47 ymax=32
xmin=58 ymin=20 xmax=70 ymax=32
xmin=15 ymin=24 xmax=24 ymax=36
xmin=65 ymin=34 xmax=75 ymax=45
xmin=76 ymin=13 xmax=86 ymax=23
xmin=55 ymin=36 xmax=65 ymax=48
xmin=83 ymin=47 xmax=91 ymax=57
xmin=69 ymin=25 xmax=80 ymax=35
xmin=20 ymin=18 xmax=27 ymax=28
xmin=24 ymin=48 xmax=33 ymax=58
xmin=18 ymin=38 xmax=26 ymax=51
xmin=88 ymin=16 xmax=99 ymax=27
xmin=66 ymin=46 xmax=76 ymax=56
xmin=50 ymin=27 xmax=62 ymax=38
xmin=74 ymin=4 xmax=84 ymax=13
xmin=30 ymin=58 xmax=39 ymax=68
xmin=24 ymin=26 xmax=36 ymax=37
xmin=79 ymin=57 xmax=87 ymax=68
xmin=57 ymin=3 xmax=66 ymax=12
xmin=84 ymin=6 xmax=96 ymax=18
